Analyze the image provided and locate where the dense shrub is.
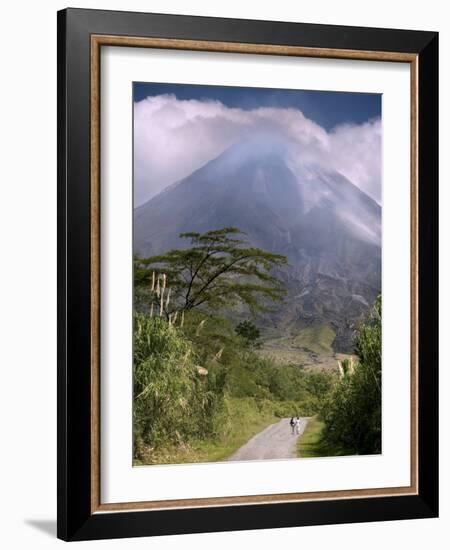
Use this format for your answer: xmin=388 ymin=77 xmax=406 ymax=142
xmin=320 ymin=297 xmax=382 ymax=454
xmin=133 ymin=314 xmax=222 ymax=458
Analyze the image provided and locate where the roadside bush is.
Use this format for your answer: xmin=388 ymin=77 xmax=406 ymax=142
xmin=320 ymin=297 xmax=382 ymax=454
xmin=133 ymin=314 xmax=222 ymax=458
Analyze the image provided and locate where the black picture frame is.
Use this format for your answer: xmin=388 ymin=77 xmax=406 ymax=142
xmin=57 ymin=7 xmax=438 ymax=541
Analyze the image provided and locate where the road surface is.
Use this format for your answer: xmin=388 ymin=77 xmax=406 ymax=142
xmin=227 ymin=417 xmax=308 ymax=462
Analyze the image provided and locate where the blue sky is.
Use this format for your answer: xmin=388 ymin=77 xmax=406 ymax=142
xmin=133 ymin=82 xmax=381 ymax=131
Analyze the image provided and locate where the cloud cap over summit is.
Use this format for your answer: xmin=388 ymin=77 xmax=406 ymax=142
xmin=134 ymin=94 xmax=381 ymax=206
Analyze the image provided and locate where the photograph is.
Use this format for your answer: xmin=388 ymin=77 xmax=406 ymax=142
xmin=53 ymin=5 xmax=438 ymax=542
xmin=132 ymin=82 xmax=382 ymax=466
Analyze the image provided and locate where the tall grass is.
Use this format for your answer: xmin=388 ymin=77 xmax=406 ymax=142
xmin=319 ymin=297 xmax=382 ymax=454
xmin=133 ymin=314 xmax=222 ymax=459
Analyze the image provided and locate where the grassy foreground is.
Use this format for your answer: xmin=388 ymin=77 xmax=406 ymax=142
xmin=134 ymin=396 xmax=279 ymax=466
xmin=297 ymin=416 xmax=353 ymax=458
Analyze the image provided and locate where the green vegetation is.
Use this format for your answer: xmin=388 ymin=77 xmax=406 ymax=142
xmin=134 ymin=227 xmax=287 ymax=316
xmin=319 ymin=297 xmax=382 ymax=455
xmin=133 ymin=314 xmax=224 ymax=460
xmin=135 ymin=396 xmax=280 ymax=465
xmin=133 ymin=227 xmax=382 ymax=464
xmin=293 ymin=324 xmax=336 ymax=355
xmin=297 ymin=417 xmax=352 ymax=458
xmin=235 ymin=320 xmax=261 ymax=348
xmin=133 ymin=308 xmax=335 ymax=464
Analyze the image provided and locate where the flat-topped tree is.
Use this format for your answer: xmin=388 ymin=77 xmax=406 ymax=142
xmin=134 ymin=227 xmax=287 ymax=317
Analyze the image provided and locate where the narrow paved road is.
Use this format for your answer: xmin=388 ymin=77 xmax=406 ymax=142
xmin=227 ymin=417 xmax=308 ymax=462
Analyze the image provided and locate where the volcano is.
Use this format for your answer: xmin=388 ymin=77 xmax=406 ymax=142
xmin=134 ymin=136 xmax=381 ymax=351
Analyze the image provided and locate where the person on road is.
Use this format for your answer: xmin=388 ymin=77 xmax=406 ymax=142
xmin=290 ymin=417 xmax=295 ymax=434
xmin=295 ymin=416 xmax=301 ymax=435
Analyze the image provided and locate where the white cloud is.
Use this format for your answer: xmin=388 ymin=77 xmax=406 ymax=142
xmin=328 ymin=120 xmax=382 ymax=204
xmin=134 ymin=94 xmax=381 ymax=206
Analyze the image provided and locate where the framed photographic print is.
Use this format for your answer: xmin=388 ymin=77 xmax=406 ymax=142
xmin=57 ymin=8 xmax=438 ymax=541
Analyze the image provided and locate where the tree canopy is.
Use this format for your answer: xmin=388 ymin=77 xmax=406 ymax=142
xmin=134 ymin=227 xmax=287 ymax=318
xmin=235 ymin=320 xmax=261 ymax=347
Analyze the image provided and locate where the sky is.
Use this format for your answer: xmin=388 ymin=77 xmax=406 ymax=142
xmin=133 ymin=82 xmax=381 ymax=206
